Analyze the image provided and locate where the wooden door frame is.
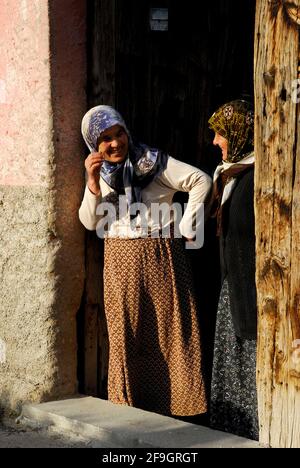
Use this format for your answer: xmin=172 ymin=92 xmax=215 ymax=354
xmin=254 ymin=0 xmax=300 ymax=448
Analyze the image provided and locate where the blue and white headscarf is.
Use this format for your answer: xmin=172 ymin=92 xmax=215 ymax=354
xmin=81 ymin=105 xmax=168 ymax=207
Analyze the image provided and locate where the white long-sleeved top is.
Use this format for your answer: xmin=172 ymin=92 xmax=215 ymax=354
xmin=79 ymin=156 xmax=212 ymax=240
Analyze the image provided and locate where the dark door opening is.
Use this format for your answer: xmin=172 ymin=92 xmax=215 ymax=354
xmin=78 ymin=0 xmax=255 ymax=407
xmin=88 ymin=0 xmax=254 ymax=167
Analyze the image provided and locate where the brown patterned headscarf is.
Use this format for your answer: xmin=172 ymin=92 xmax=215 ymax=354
xmin=208 ymin=100 xmax=254 ymax=163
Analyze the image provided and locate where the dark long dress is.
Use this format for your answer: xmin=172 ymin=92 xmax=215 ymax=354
xmin=210 ymin=279 xmax=258 ymax=440
xmin=210 ymin=167 xmax=259 ymax=440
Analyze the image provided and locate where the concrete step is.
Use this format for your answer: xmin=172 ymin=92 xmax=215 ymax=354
xmin=21 ymin=396 xmax=260 ymax=448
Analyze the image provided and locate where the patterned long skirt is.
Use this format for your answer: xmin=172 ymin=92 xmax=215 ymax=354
xmin=103 ymin=237 xmax=207 ymax=416
xmin=210 ymin=279 xmax=259 ymax=440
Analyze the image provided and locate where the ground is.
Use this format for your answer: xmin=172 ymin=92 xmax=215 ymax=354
xmin=0 ymin=420 xmax=92 ymax=448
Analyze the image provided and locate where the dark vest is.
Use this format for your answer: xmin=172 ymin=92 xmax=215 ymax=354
xmin=220 ymin=168 xmax=257 ymax=339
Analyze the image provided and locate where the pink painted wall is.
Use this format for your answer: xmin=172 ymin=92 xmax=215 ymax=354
xmin=0 ymin=0 xmax=52 ymax=186
xmin=49 ymin=0 xmax=87 ymax=196
xmin=0 ymin=0 xmax=87 ymax=409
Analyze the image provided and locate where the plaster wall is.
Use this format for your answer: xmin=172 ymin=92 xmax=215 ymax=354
xmin=0 ymin=0 xmax=86 ymax=413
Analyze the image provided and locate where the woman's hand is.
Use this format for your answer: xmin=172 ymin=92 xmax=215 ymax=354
xmin=85 ymin=152 xmax=104 ymax=195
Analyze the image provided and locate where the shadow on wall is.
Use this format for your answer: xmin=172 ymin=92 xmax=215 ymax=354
xmin=0 ymin=391 xmax=21 ymax=420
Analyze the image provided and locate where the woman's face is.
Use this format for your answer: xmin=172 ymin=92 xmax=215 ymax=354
xmin=213 ymin=133 xmax=228 ymax=161
xmin=98 ymin=124 xmax=129 ymax=164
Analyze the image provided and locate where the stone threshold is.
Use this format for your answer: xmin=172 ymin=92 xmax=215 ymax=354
xmin=21 ymin=396 xmax=260 ymax=448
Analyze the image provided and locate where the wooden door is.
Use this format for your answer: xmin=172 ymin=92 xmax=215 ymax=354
xmin=79 ymin=0 xmax=255 ymax=401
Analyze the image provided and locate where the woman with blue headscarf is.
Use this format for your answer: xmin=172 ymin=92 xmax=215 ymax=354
xmin=79 ymin=105 xmax=212 ymax=417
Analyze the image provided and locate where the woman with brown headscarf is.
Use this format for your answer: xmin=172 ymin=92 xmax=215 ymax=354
xmin=208 ymin=100 xmax=258 ymax=440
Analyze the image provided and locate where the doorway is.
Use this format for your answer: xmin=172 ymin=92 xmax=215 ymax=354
xmin=78 ymin=0 xmax=255 ymax=402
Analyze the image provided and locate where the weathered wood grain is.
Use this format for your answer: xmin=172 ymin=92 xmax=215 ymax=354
xmin=255 ymin=0 xmax=300 ymax=448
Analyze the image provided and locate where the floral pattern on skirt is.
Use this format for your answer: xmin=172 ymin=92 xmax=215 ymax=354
xmin=104 ymin=237 xmax=207 ymax=417
xmin=210 ymin=279 xmax=259 ymax=440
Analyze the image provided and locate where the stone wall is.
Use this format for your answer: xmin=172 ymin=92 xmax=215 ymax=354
xmin=0 ymin=0 xmax=86 ymax=414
